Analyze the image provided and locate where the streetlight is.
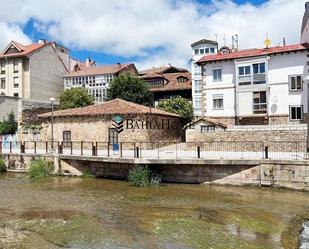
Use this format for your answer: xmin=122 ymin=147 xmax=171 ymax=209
xmin=49 ymin=97 xmax=56 ymax=151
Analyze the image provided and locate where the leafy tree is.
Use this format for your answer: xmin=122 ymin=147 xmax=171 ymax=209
xmin=0 ymin=111 xmax=18 ymax=135
xmin=60 ymin=87 xmax=94 ymax=110
xmin=107 ymin=73 xmax=153 ymax=106
xmin=157 ymin=96 xmax=194 ymax=123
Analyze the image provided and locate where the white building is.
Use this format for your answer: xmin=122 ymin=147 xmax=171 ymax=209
xmin=191 ymin=39 xmax=218 ymax=116
xmin=190 ymin=3 xmax=309 ymax=126
xmin=64 ymin=61 xmax=138 ymax=103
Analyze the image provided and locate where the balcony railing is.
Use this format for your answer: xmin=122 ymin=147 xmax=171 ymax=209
xmin=238 ymin=73 xmax=266 ymax=86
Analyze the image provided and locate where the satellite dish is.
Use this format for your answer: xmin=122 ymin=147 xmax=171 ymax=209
xmin=264 ymin=38 xmax=271 ymax=48
xmin=270 ymin=104 xmax=277 ymax=114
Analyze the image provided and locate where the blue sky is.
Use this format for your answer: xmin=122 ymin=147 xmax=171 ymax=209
xmin=0 ymin=0 xmax=305 ymax=69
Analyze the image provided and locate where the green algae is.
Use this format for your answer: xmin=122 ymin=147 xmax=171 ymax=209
xmin=155 ymin=217 xmax=271 ymax=249
xmin=6 ymin=213 xmax=115 ymax=248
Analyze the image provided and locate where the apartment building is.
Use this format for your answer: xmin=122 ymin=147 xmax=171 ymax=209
xmin=196 ymin=44 xmax=309 ymax=125
xmin=0 ymin=40 xmax=73 ymax=101
xmin=64 ymin=61 xmax=138 ymax=103
xmin=191 ymin=39 xmax=218 ymax=116
xmin=139 ymin=65 xmax=192 ymax=106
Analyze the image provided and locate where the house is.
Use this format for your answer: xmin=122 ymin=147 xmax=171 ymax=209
xmin=190 ymin=39 xmax=219 ymax=116
xmin=64 ymin=61 xmax=138 ymax=104
xmin=38 ymin=98 xmax=183 ymax=143
xmin=139 ymin=65 xmax=192 ymax=106
xmin=191 ymin=2 xmax=309 ymax=126
xmin=0 ymin=39 xmax=73 ymax=101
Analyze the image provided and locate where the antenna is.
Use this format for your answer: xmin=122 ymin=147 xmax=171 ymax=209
xmin=223 ymin=34 xmax=226 ymax=46
xmin=283 ymin=37 xmax=286 ymax=46
xmin=214 ymin=34 xmax=218 ymax=42
xmin=232 ymin=34 xmax=239 ymax=50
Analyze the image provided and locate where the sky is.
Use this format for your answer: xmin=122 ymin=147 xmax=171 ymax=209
xmin=0 ymin=0 xmax=306 ymax=70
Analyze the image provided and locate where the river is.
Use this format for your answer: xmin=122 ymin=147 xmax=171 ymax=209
xmin=0 ymin=173 xmax=308 ymax=249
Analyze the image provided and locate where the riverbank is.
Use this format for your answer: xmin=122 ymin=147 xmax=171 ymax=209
xmin=0 ymin=173 xmax=308 ymax=248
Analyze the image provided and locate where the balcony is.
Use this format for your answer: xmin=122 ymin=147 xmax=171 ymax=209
xmin=253 ymin=103 xmax=267 ymax=114
xmin=238 ymin=73 xmax=266 ymax=86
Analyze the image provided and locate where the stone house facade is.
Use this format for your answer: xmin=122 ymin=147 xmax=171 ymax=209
xmin=38 ymin=99 xmax=183 ymax=144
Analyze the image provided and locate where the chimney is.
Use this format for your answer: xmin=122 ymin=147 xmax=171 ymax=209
xmin=117 ymin=62 xmax=121 ymax=68
xmin=85 ymin=57 xmax=91 ymax=67
xmin=38 ymin=39 xmax=46 ymax=44
xmin=168 ymin=63 xmax=172 ymax=67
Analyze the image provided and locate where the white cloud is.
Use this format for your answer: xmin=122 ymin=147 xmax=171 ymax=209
xmin=0 ymin=0 xmax=305 ymax=69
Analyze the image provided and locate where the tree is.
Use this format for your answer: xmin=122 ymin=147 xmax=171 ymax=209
xmin=0 ymin=111 xmax=18 ymax=135
xmin=60 ymin=87 xmax=94 ymax=110
xmin=157 ymin=96 xmax=194 ymax=123
xmin=107 ymin=73 xmax=153 ymax=106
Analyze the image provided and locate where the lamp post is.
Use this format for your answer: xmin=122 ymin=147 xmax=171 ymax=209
xmin=49 ymin=97 xmax=56 ymax=151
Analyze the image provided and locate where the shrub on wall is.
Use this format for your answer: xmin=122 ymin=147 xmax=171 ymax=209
xmin=28 ymin=159 xmax=54 ymax=178
xmin=0 ymin=159 xmax=6 ymax=173
xmin=128 ymin=165 xmax=161 ymax=187
xmin=0 ymin=112 xmax=18 ymax=135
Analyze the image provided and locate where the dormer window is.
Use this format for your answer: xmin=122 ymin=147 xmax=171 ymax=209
xmin=177 ymin=76 xmax=188 ymax=83
xmin=148 ymin=78 xmax=164 ymax=86
xmin=194 ymin=49 xmax=199 ymax=55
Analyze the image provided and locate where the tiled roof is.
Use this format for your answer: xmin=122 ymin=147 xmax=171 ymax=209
xmin=139 ymin=66 xmax=187 ymax=75
xmin=184 ymin=117 xmax=228 ymax=129
xmin=197 ymin=43 xmax=309 ymax=63
xmin=65 ymin=63 xmax=134 ymax=77
xmin=0 ymin=40 xmax=46 ymax=58
xmin=139 ymin=66 xmax=192 ymax=92
xmin=38 ymin=98 xmax=180 ymax=118
xmin=148 ymin=72 xmax=192 ymax=92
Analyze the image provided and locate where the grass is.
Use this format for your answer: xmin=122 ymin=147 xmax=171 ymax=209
xmin=128 ymin=165 xmax=161 ymax=187
xmin=0 ymin=158 xmax=6 ymax=173
xmin=27 ymin=159 xmax=54 ymax=178
xmin=81 ymin=169 xmax=94 ymax=179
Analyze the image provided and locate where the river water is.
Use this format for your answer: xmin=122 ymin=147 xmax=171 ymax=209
xmin=0 ymin=173 xmax=308 ymax=249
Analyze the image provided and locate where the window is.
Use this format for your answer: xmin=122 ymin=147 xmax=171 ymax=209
xmin=63 ymin=131 xmax=71 ymax=148
xmin=194 ymin=97 xmax=202 ymax=112
xmin=199 ymin=48 xmax=204 ymax=54
xmin=13 ymin=77 xmax=19 ymax=88
xmin=0 ymin=62 xmax=5 ymax=74
xmin=238 ymin=66 xmax=251 ymax=76
xmin=253 ymin=91 xmax=267 ymax=114
xmin=194 ymin=64 xmax=202 ymax=76
xmin=148 ymin=79 xmax=163 ymax=86
xmin=0 ymin=78 xmax=5 ymax=89
xmin=194 ymin=49 xmax=199 ymax=55
xmin=13 ymin=93 xmax=18 ymax=97
xmin=205 ymin=48 xmax=209 ymax=54
xmin=177 ymin=77 xmax=187 ymax=83
xmin=238 ymin=65 xmax=251 ymax=86
xmin=210 ymin=48 xmax=215 ymax=53
xmin=213 ymin=94 xmax=223 ymax=110
xmin=289 ymin=75 xmax=303 ymax=91
xmin=108 ymin=128 xmax=118 ymax=144
xmin=289 ymin=106 xmax=303 ymax=121
xmin=212 ymin=68 xmax=222 ymax=81
xmin=253 ymin=63 xmax=265 ymax=74
xmin=201 ymin=125 xmax=215 ymax=133
xmin=13 ymin=60 xmax=18 ymax=73
xmin=194 ymin=80 xmax=202 ymax=94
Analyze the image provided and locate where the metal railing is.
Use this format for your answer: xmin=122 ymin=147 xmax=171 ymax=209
xmin=0 ymin=140 xmax=307 ymax=160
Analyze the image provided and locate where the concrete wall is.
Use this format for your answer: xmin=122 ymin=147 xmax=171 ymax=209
xmin=0 ymin=96 xmax=18 ymax=121
xmin=29 ymin=44 xmax=67 ymax=101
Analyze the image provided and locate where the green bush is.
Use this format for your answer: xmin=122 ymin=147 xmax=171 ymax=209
xmin=28 ymin=159 xmax=54 ymax=178
xmin=128 ymin=165 xmax=161 ymax=187
xmin=0 ymin=159 xmax=6 ymax=173
xmin=81 ymin=169 xmax=94 ymax=179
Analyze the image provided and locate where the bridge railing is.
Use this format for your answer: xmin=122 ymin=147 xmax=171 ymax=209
xmin=0 ymin=140 xmax=307 ymax=160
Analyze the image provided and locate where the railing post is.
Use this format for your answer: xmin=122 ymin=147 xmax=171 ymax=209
xmin=197 ymin=146 xmax=201 ymax=159
xmin=264 ymin=145 xmax=268 ymax=159
xmin=120 ymin=142 xmax=123 ymax=157
xmin=92 ymin=142 xmax=96 ymax=156
xmin=34 ymin=141 xmax=37 ymax=154
xmin=95 ymin=142 xmax=98 ymax=156
xmin=20 ymin=142 xmax=24 ymax=154
xmin=81 ymin=141 xmax=83 ymax=155
xmin=107 ymin=142 xmax=110 ymax=157
xmin=70 ymin=142 xmax=73 ymax=155
xmin=135 ymin=146 xmax=140 ymax=158
xmin=45 ymin=141 xmax=48 ymax=153
xmin=9 ymin=141 xmax=12 ymax=153
xmin=0 ymin=141 xmax=2 ymax=154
